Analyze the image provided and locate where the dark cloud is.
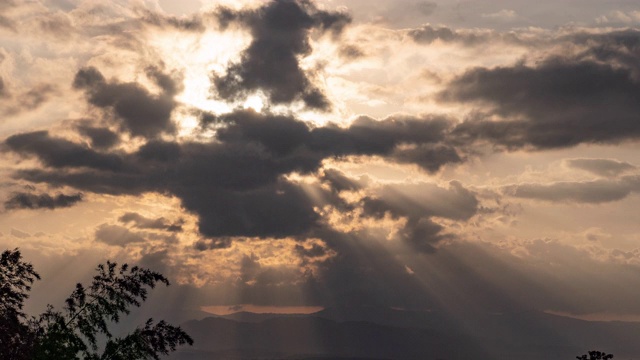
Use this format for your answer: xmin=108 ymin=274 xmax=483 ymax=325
xmin=211 ymin=110 xmax=314 ymax=158
xmin=94 ymin=223 xmax=146 ymax=247
xmin=320 ymin=168 xmax=365 ymax=192
xmin=444 ymin=58 xmax=640 ymax=149
xmin=193 ymin=237 xmax=232 ymax=250
xmin=118 ymin=212 xmax=182 ymax=232
xmin=76 ymin=124 xmax=120 ymax=149
xmin=4 ymin=192 xmax=83 ymax=210
xmin=566 ymin=158 xmax=635 ymax=177
xmin=73 ymin=66 xmax=178 ymax=139
xmin=5 ymin=131 xmax=126 ymax=171
xmin=391 ymin=144 xmax=462 ymax=172
xmin=6 ymin=109 xmax=464 ymax=241
xmin=309 ymin=115 xmax=460 ymax=172
xmin=211 ymin=0 xmax=351 ymax=110
xmin=13 ymin=168 xmax=155 ymax=196
xmin=209 ymin=110 xmax=459 ymax=173
xmin=294 ymin=242 xmax=329 ymax=258
xmin=145 ymin=66 xmax=183 ymax=96
xmin=566 ymin=29 xmax=640 ymax=73
xmin=181 ymin=179 xmax=320 ymax=238
xmin=502 ymin=176 xmax=640 ymax=204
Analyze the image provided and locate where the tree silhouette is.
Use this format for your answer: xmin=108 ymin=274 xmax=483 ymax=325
xmin=0 ymin=248 xmax=193 ymax=359
xmin=577 ymin=350 xmax=614 ymax=360
xmin=1 ymin=248 xmax=40 ymax=360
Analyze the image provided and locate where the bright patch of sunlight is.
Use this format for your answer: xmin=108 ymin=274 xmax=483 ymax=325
xmin=147 ymin=28 xmax=251 ymax=117
xmin=243 ymin=94 xmax=265 ymax=112
xmin=202 ymin=304 xmax=324 ymax=315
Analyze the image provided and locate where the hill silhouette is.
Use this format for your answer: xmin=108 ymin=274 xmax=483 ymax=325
xmin=169 ymin=306 xmax=640 ymax=360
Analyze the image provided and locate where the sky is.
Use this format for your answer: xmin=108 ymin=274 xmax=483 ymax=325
xmin=2 ymin=0 xmax=640 ymax=323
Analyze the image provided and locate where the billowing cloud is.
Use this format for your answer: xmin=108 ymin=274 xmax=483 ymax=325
xmin=73 ymin=66 xmax=179 ymax=139
xmin=4 ymin=103 xmax=466 ymax=240
xmin=4 ymin=192 xmax=83 ymax=210
xmin=565 ymin=29 xmax=640 ymax=74
xmin=212 ymin=0 xmax=351 ymax=110
xmin=444 ymin=56 xmax=640 ymax=149
xmin=5 ymin=131 xmax=126 ymax=171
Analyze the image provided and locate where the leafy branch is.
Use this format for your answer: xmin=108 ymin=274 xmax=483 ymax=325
xmin=0 ymin=249 xmax=192 ymax=360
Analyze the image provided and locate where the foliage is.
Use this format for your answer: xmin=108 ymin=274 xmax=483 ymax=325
xmin=577 ymin=351 xmax=614 ymax=360
xmin=0 ymin=248 xmax=193 ymax=359
xmin=0 ymin=248 xmax=41 ymax=360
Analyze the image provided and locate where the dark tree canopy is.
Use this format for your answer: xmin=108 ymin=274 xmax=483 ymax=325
xmin=577 ymin=351 xmax=614 ymax=360
xmin=0 ymin=248 xmax=192 ymax=359
xmin=0 ymin=248 xmax=41 ymax=360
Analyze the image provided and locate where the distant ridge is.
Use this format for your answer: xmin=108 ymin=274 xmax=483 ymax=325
xmin=171 ymin=306 xmax=640 ymax=360
xmin=215 ymin=311 xmax=312 ymax=323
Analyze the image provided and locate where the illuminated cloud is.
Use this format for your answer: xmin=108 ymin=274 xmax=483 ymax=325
xmin=565 ymin=158 xmax=636 ymax=178
xmin=502 ymin=176 xmax=640 ymax=204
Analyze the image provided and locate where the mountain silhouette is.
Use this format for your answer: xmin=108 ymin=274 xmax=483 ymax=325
xmin=169 ymin=306 xmax=640 ymax=360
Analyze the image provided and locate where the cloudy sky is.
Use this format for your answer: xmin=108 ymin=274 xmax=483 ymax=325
xmin=2 ymin=0 xmax=640 ymax=322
